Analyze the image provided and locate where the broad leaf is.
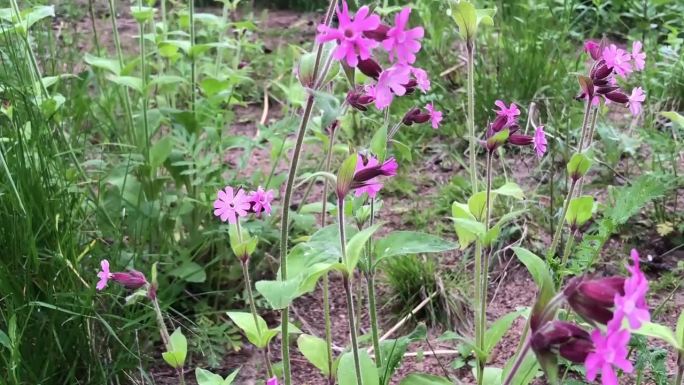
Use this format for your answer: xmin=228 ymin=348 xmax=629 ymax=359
xmin=297 ymin=334 xmax=331 ymax=375
xmin=106 ymin=75 xmax=143 ymax=93
xmin=84 ymin=53 xmax=121 ymax=75
xmin=379 ymin=324 xmax=427 ymax=385
xmin=150 ymin=136 xmax=174 ymax=170
xmin=195 ymin=367 xmax=240 ymax=385
xmin=375 ymin=231 xmax=457 ymax=263
xmin=370 ymin=125 xmax=388 ymax=161
xmin=567 ymin=152 xmax=591 ymax=179
xmin=162 ymin=328 xmax=187 ymax=369
xmin=169 ymin=261 xmax=206 ymax=283
xmin=565 ymin=196 xmax=594 ymax=228
xmin=452 ymin=202 xmax=478 ymax=249
xmin=227 ymin=311 xmax=269 ymax=348
xmin=397 ymin=373 xmax=452 ymax=385
xmin=634 ymin=322 xmax=681 ymax=349
xmin=676 ymin=310 xmax=684 ymax=347
xmin=255 ymin=279 xmax=300 ymax=310
xmin=660 ymin=111 xmax=684 ymax=128
xmin=468 ymin=191 xmax=488 ymax=221
xmin=337 ymin=350 xmax=379 ymax=385
xmin=483 ymin=310 xmax=524 ymax=354
xmin=345 ymin=223 xmax=382 ymax=274
xmin=492 ymin=182 xmax=524 ymax=200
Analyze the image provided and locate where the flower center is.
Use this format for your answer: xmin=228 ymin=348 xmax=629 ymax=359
xmin=623 ymin=298 xmax=635 ymax=313
xmin=344 ymin=28 xmax=355 ymax=39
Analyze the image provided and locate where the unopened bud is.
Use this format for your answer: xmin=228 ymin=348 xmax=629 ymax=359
xmin=584 ymin=40 xmax=602 ymax=61
xmin=604 ymin=91 xmax=629 ymax=104
xmin=591 ymin=62 xmax=612 ymax=80
xmin=595 ymin=86 xmax=619 ymax=95
xmin=509 ymin=133 xmax=534 ymax=146
xmin=564 ymin=276 xmax=625 ymax=324
xmin=112 ymin=270 xmax=148 ymax=289
xmin=531 ymin=321 xmax=593 ymax=364
xmin=357 ymin=58 xmax=382 ymax=79
xmin=297 ymin=52 xmax=316 ymax=87
xmin=402 ymin=107 xmax=430 ymax=126
xmin=347 ymin=89 xmax=374 ymax=111
xmin=363 ymin=24 xmax=390 ymax=42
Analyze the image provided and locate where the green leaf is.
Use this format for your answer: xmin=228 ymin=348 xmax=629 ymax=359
xmin=169 ymin=261 xmax=206 ymax=283
xmin=255 ymin=279 xmax=301 ymax=310
xmin=452 ymin=218 xmax=485 ymax=239
xmin=106 ymin=75 xmax=143 ymax=93
xmin=633 ymin=322 xmax=681 ymax=349
xmin=131 ymin=6 xmax=155 ymax=24
xmin=449 ymin=1 xmax=495 ymax=41
xmin=337 ymin=154 xmax=358 ymax=197
xmin=484 ymin=310 xmax=523 ymax=354
xmin=452 ymin=202 xmax=478 ymax=249
xmin=195 ymin=367 xmax=239 ymax=385
xmin=374 ymin=231 xmax=457 ymax=262
xmin=312 ymin=90 xmax=342 ymax=129
xmin=391 ymin=139 xmax=412 ymax=161
xmin=379 ymin=324 xmax=427 ymax=385
xmin=397 ymin=373 xmax=452 ymax=385
xmin=227 ymin=311 xmax=269 ymax=348
xmin=297 ymin=334 xmax=331 ymax=375
xmin=468 ymin=191 xmax=488 ymax=221
xmin=162 ymin=328 xmax=187 ymax=369
xmin=492 ymin=182 xmax=524 ymax=200
xmin=150 ymin=136 xmax=174 ymax=170
xmin=565 ymin=196 xmax=594 ymax=228
xmin=472 ymin=366 xmax=503 ymax=385
xmin=345 ymin=223 xmax=382 ymax=273
xmin=482 ymin=225 xmax=501 ymax=247
xmin=676 ymin=310 xmax=684 ymax=347
xmin=512 ymin=247 xmax=555 ymax=325
xmin=661 ymin=111 xmax=684 ymax=128
xmin=84 ymin=53 xmax=121 ymax=75
xmin=14 ymin=5 xmax=54 ymax=33
xmin=0 ymin=329 xmax=10 ymax=350
xmin=566 ymin=152 xmax=592 ymax=179
xmin=370 ymin=125 xmax=388 ymax=161
xmin=337 ymin=350 xmax=379 ymax=385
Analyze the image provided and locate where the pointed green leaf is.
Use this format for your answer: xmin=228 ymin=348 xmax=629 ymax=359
xmin=255 ymin=279 xmax=301 ymax=310
xmin=661 ymin=111 xmax=684 ymax=128
xmin=483 ymin=310 xmax=524 ymax=354
xmin=297 ymin=334 xmax=331 ymax=375
xmin=452 ymin=202 xmax=478 ymax=249
xmin=676 ymin=310 xmax=684 ymax=347
xmin=397 ymin=373 xmax=452 ymax=385
xmin=84 ymin=53 xmax=121 ymax=75
xmin=468 ymin=191 xmax=488 ymax=221
xmin=337 ymin=350 xmax=379 ymax=385
xmin=567 ymin=152 xmax=591 ymax=179
xmin=162 ymin=328 xmax=187 ymax=369
xmin=492 ymin=182 xmax=524 ymax=200
xmin=106 ymin=75 xmax=143 ymax=93
xmin=375 ymin=231 xmax=457 ymax=262
xmin=370 ymin=125 xmax=388 ymax=161
xmin=150 ymin=136 xmax=174 ymax=170
xmin=345 ymin=223 xmax=382 ymax=273
xmin=633 ymin=322 xmax=681 ymax=349
xmin=195 ymin=368 xmax=224 ymax=385
xmin=227 ymin=311 xmax=269 ymax=348
xmin=565 ymin=196 xmax=594 ymax=228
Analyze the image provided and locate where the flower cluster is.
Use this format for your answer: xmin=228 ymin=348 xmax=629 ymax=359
xmin=579 ymin=40 xmax=647 ymax=116
xmin=318 ymin=1 xmax=442 ymax=127
xmin=483 ymin=100 xmax=547 ymax=158
xmin=559 ymin=249 xmax=650 ymax=385
xmin=96 ymin=259 xmax=149 ymax=292
xmin=213 ymin=185 xmax=275 ymax=224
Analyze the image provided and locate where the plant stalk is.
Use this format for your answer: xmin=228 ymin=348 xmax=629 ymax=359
xmin=105 ymin=0 xmax=135 ymax=137
xmin=501 ymin=340 xmax=532 ymax=385
xmin=189 ymin=0 xmax=196 ymax=113
xmin=321 ymin=124 xmax=337 ymax=382
xmin=466 ymin=40 xmax=478 ymax=194
xmin=474 ymin=241 xmax=484 ymax=385
xmin=241 ymin=259 xmax=274 ymax=377
xmin=548 ymin=179 xmax=577 ymax=259
xmin=279 ymin=93 xmax=316 ymax=385
xmin=560 ymin=229 xmax=576 ymax=268
xmin=366 ymin=200 xmax=382 ymax=367
xmin=338 ymin=195 xmax=364 ymax=385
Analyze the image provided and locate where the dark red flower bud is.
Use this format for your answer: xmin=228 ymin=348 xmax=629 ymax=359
xmin=112 ymin=270 xmax=148 ymax=289
xmin=402 ymin=107 xmax=431 ymax=126
xmin=531 ymin=321 xmax=593 ymax=364
xmin=403 ymin=79 xmax=418 ymax=95
xmin=604 ymin=91 xmax=629 ymax=104
xmin=352 ymin=156 xmax=398 ymax=183
xmin=357 ymin=58 xmax=382 ymax=80
xmin=584 ymin=40 xmax=602 ymax=61
xmin=346 ymin=89 xmax=374 ymax=111
xmin=363 ymin=24 xmax=390 ymax=42
xmin=595 ymin=86 xmax=619 ymax=95
xmin=564 ymin=276 xmax=625 ymax=324
xmin=509 ymin=133 xmax=534 ymax=146
xmin=490 ymin=115 xmax=508 ymax=132
xmin=591 ymin=62 xmax=612 ymax=81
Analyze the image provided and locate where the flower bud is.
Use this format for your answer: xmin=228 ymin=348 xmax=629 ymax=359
xmin=564 ymin=276 xmax=625 ymax=324
xmin=363 ymin=24 xmax=390 ymax=42
xmin=531 ymin=321 xmax=593 ymax=364
xmin=604 ymin=91 xmax=629 ymax=104
xmin=485 ymin=128 xmax=510 ymax=152
xmin=490 ymin=115 xmax=508 ymax=132
xmin=402 ymin=107 xmax=431 ymax=126
xmin=595 ymin=86 xmax=619 ymax=95
xmin=112 ymin=270 xmax=148 ymax=289
xmin=296 ymin=52 xmax=316 ymax=87
xmin=584 ymin=40 xmax=602 ymax=61
xmin=357 ymin=58 xmax=382 ymax=80
xmin=403 ymin=79 xmax=418 ymax=95
xmin=509 ymin=133 xmax=534 ymax=146
xmin=346 ymin=89 xmax=374 ymax=111
xmin=591 ymin=62 xmax=612 ymax=81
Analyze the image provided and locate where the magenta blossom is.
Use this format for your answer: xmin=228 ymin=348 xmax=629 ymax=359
xmin=602 ymin=44 xmax=632 ymax=78
xmin=213 ymin=186 xmax=251 ymax=224
xmin=425 ymin=103 xmax=442 ymax=129
xmin=352 ymin=155 xmax=397 ymax=197
xmin=411 ymin=67 xmax=430 ymax=92
xmin=494 ymin=100 xmax=520 ymax=127
xmin=111 ymin=270 xmax=148 ymax=290
xmin=533 ymin=125 xmax=547 ymax=158
xmin=372 ymin=64 xmax=411 ymax=109
xmin=249 ymin=186 xmax=274 ymax=217
xmin=96 ymin=259 xmax=112 ymax=290
xmin=382 ymin=7 xmax=424 ymax=64
xmin=584 ymin=40 xmax=601 ymax=60
xmin=631 ymin=41 xmax=646 ymax=71
xmin=585 ymin=328 xmax=633 ymax=385
xmin=627 ymin=87 xmax=645 ymax=116
xmin=316 ymin=1 xmax=381 ymax=67
xmin=266 ymin=377 xmax=278 ymax=385
xmin=608 ymin=249 xmax=650 ymax=330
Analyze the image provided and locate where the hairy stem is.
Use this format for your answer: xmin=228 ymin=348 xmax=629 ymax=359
xmin=548 ymin=179 xmax=577 ymax=259
xmin=338 ymin=196 xmax=364 ymax=385
xmin=502 ymin=340 xmax=531 ymax=385
xmin=366 ymin=200 xmax=382 ymax=367
xmin=242 ymin=259 xmax=273 ymax=377
xmin=576 ymin=99 xmax=593 ymax=153
xmin=466 ymin=41 xmax=478 ymax=194
xmin=279 ymin=93 xmax=315 ymax=385
xmin=560 ymin=229 xmax=577 ymax=268
xmin=321 ymin=125 xmax=337 ymax=382
xmin=474 ymin=241 xmax=484 ymax=385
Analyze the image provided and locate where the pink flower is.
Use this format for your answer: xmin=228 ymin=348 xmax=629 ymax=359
xmin=631 ymin=41 xmax=646 ymax=71
xmin=425 ymin=103 xmax=442 ymax=129
xmin=266 ymin=377 xmax=278 ymax=385
xmin=533 ymin=125 xmax=547 ymax=158
xmin=352 ymin=155 xmax=397 ymax=197
xmin=213 ymin=186 xmax=251 ymax=224
xmin=111 ymin=270 xmax=148 ymax=289
xmin=585 ymin=328 xmax=633 ymax=385
xmin=381 ymin=7 xmax=424 ymax=64
xmin=411 ymin=67 xmax=430 ymax=92
xmin=96 ymin=259 xmax=112 ymax=290
xmin=602 ymin=44 xmax=632 ymax=78
xmin=494 ymin=100 xmax=520 ymax=126
xmin=627 ymin=87 xmax=645 ymax=116
xmin=373 ymin=64 xmax=411 ymax=109
xmin=316 ymin=1 xmax=381 ymax=67
xmin=584 ymin=40 xmax=601 ymax=60
xmin=609 ymin=249 xmax=650 ymax=330
xmin=249 ymin=186 xmax=275 ymax=217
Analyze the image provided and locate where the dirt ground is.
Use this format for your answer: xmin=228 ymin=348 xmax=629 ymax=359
xmin=54 ymin=3 xmax=684 ymax=385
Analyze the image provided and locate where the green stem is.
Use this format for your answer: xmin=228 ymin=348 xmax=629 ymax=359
xmin=151 ymin=296 xmax=171 ymax=348
xmin=501 ymin=340 xmax=531 ymax=385
xmin=189 ymin=0 xmax=196 ymax=113
xmin=560 ymin=229 xmax=576 ymax=268
xmin=474 ymin=241 xmax=484 ymax=385
xmin=321 ymin=122 xmax=337 ymax=383
xmin=338 ymin=196 xmax=364 ymax=385
xmin=242 ymin=259 xmax=274 ymax=377
xmin=137 ymin=7 xmax=150 ymax=168
xmin=106 ymin=0 xmax=135 ymax=138
xmin=279 ymin=94 xmax=316 ymax=385
xmin=576 ymin=107 xmax=599 ymax=197
xmin=576 ymin=99 xmax=593 ymax=153
xmin=548 ymin=179 xmax=577 ymax=259
xmin=466 ymin=40 xmax=478 ymax=194
xmin=366 ymin=200 xmax=381 ymax=367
